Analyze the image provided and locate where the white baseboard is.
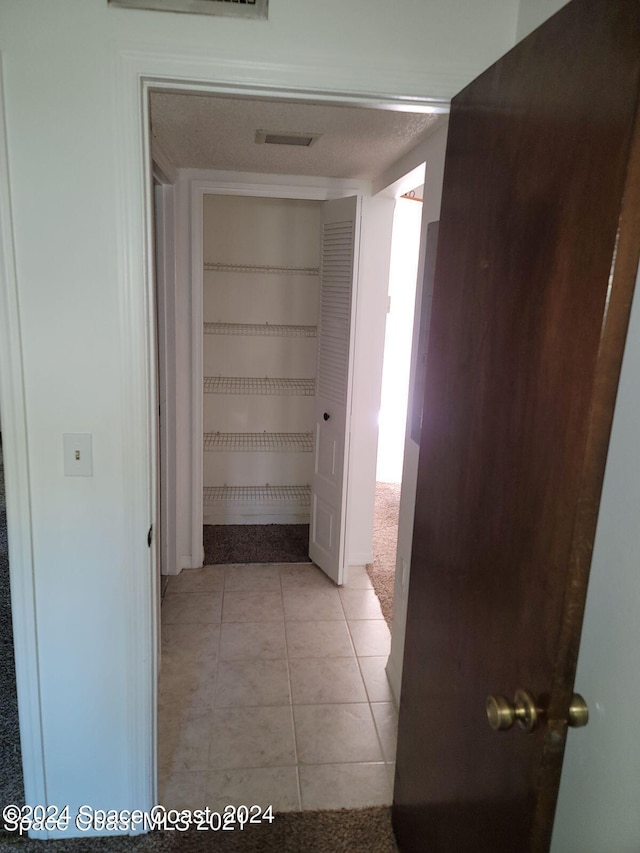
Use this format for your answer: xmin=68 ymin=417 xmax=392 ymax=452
xmin=202 ymin=511 xmax=311 ymax=525
xmin=348 ymin=552 xmax=373 ymax=566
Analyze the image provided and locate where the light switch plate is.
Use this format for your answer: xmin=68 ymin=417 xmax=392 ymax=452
xmin=63 ymin=433 xmax=93 ymax=477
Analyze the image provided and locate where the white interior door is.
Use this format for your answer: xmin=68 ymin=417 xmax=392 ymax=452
xmin=309 ymin=195 xmax=361 ymax=584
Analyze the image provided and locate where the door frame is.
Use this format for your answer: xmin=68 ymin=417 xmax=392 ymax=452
xmin=0 ymin=57 xmax=48 ymax=828
xmin=106 ymin=47 xmax=450 ymax=811
xmin=188 ymin=173 xmax=368 ymax=566
xmin=153 ymin=175 xmax=177 ymax=578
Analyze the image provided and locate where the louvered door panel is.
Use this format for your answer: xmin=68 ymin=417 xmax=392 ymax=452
xmin=309 ymin=196 xmax=360 ymax=584
xmin=317 ymin=222 xmax=354 ymax=403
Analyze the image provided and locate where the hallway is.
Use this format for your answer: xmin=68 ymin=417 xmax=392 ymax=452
xmin=158 ymin=562 xmax=396 ymax=812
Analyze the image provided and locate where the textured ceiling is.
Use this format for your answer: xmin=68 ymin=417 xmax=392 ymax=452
xmin=149 ymin=91 xmax=442 ymax=180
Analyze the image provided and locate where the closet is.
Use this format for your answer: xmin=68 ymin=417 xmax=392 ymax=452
xmin=202 ymin=194 xmax=322 ymax=528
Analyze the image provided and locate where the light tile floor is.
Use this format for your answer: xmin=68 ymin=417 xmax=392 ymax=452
xmin=158 ymin=562 xmax=397 ymax=812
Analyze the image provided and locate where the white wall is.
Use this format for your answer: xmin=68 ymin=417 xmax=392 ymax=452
xmin=550 ymin=260 xmax=640 ymax=852
xmin=376 ymin=198 xmax=423 ymax=484
xmin=516 ymin=0 xmax=568 ymax=39
xmin=0 ymin=0 xmax=519 ymax=834
xmin=346 ymin=196 xmax=396 ymax=566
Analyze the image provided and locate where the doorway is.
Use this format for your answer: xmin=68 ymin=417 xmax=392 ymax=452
xmin=371 ymin=191 xmax=423 ymax=627
xmin=156 ymin=182 xmax=397 ymax=812
xmin=148 ymin=88 xmax=443 ymax=814
xmin=201 ymin=193 xmax=321 ymax=566
xmin=147 ymin=86 xmax=443 ymax=570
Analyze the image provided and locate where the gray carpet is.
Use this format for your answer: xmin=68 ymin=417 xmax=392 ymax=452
xmin=0 ymin=807 xmax=398 ymax=851
xmin=0 ymin=437 xmax=25 ymax=810
xmin=203 ymin=524 xmax=311 ymax=565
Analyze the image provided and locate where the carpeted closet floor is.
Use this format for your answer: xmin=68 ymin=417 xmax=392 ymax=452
xmin=204 ymin=524 xmax=311 ymax=565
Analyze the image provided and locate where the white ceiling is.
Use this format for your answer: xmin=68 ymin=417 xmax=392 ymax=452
xmin=149 ymin=91 xmax=443 ymax=180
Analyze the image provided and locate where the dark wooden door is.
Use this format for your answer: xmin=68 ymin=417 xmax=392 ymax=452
xmin=393 ymin=2 xmax=640 ymax=851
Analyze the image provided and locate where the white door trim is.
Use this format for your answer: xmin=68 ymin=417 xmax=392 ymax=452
xmin=113 ymin=53 xmax=160 ymax=814
xmin=113 ymin=45 xmax=449 ymax=811
xmin=0 ymin=55 xmax=48 ymax=829
xmin=189 ymin=181 xmax=204 ymax=566
xmin=154 ymin=181 xmax=178 ymax=577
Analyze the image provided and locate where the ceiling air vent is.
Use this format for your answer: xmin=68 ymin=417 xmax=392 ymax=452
xmin=255 ymin=130 xmax=321 ymax=148
xmin=108 ymin=0 xmax=268 ymax=20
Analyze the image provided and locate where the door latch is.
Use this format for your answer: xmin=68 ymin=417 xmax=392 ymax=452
xmin=486 ymin=690 xmax=589 ymax=733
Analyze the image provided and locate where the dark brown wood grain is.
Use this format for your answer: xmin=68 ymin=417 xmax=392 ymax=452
xmin=393 ymin=1 xmax=640 ymax=851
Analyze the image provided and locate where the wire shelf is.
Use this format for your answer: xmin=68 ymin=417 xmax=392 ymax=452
xmin=203 ymin=485 xmax=311 ymax=505
xmin=204 ymin=322 xmax=317 ymax=338
xmin=204 ymin=432 xmax=313 ymax=452
xmin=204 ymin=377 xmax=316 ymax=396
xmin=204 ymin=262 xmax=319 ymax=276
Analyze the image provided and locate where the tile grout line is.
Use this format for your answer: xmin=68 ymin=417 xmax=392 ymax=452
xmin=281 ymin=567 xmax=304 ymax=811
xmin=206 ymin=570 xmax=226 ymax=783
xmin=339 ymin=585 xmax=392 ymax=794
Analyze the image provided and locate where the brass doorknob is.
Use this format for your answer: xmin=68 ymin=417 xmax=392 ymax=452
xmin=486 ymin=689 xmax=539 ymax=733
xmin=568 ymin=693 xmax=589 ymax=728
xmin=486 ymin=691 xmax=590 ymax=733
xmin=486 ymin=694 xmax=516 ymax=731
